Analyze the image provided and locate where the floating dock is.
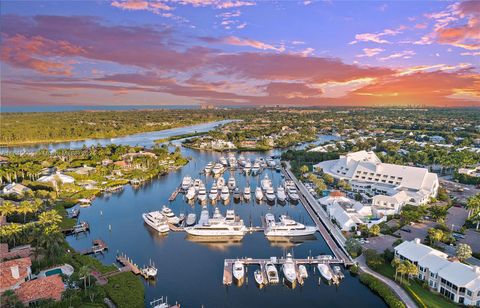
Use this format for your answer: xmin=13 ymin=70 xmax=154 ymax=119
xmin=81 ymin=239 xmax=108 ymax=255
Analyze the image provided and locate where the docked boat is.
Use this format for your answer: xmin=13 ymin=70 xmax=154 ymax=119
xmin=275 ymin=165 xmax=281 ymax=172
xmin=267 ymin=158 xmax=276 ymax=168
xmin=186 ymin=186 xmax=196 ymax=201
xmin=251 ymin=162 xmax=261 ymax=175
xmin=232 ymin=260 xmax=245 ymax=285
xmin=299 ymin=265 xmax=308 ymax=279
xmin=276 ymin=186 xmax=287 ymax=203
xmin=193 ymin=178 xmax=202 ymax=192
xmin=238 ymin=155 xmax=246 ymax=166
xmin=261 ymin=175 xmax=272 ymax=191
xmin=285 ymin=181 xmax=299 ymax=202
xmin=161 ymin=206 xmax=180 ymax=225
xmin=255 ymin=187 xmax=264 ymax=201
xmin=243 ymin=186 xmax=251 ymax=200
xmin=141 ymin=261 xmax=157 ymax=279
xmin=217 ymin=177 xmax=225 ymax=189
xmin=181 ymin=176 xmax=192 ymax=190
xmin=243 ymin=160 xmax=251 ymax=174
xmin=265 ymin=213 xmax=275 ymax=226
xmin=282 ymin=253 xmax=297 ymax=287
xmin=204 ymin=162 xmax=214 ymax=174
xmin=197 ymin=185 xmax=207 ymax=203
xmin=227 ymin=177 xmax=236 ymax=190
xmin=186 ymin=213 xmax=196 ymax=226
xmin=198 ymin=206 xmax=209 ymax=225
xmin=227 ymin=153 xmax=237 ymax=167
xmin=184 ymin=209 xmax=247 ymax=238
xmin=265 ymin=186 xmax=276 ymax=202
xmin=317 ymin=264 xmax=333 ymax=281
xmin=142 ymin=211 xmax=169 ymax=234
xmin=266 ymin=262 xmax=279 ymax=284
xmin=212 ymin=163 xmax=224 ymax=176
xmin=254 ymin=269 xmax=265 ymax=287
xmin=209 ymin=183 xmax=218 ymax=201
xmin=219 ymin=156 xmax=228 ymax=166
xmin=264 ymin=215 xmax=317 ymax=238
xmin=220 ymin=186 xmax=230 ymax=202
xmin=233 ymin=188 xmax=241 ymax=200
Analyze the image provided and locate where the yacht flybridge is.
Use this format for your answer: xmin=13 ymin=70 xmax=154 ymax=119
xmin=181 ymin=176 xmax=192 ymax=191
xmin=264 ymin=214 xmax=317 ymax=238
xmin=142 ymin=211 xmax=169 ymax=233
xmin=184 ymin=208 xmax=247 ymax=239
xmin=161 ymin=206 xmax=180 ymax=225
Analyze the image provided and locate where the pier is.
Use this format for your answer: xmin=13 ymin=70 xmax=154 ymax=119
xmin=169 ymin=187 xmax=181 ymax=201
xmin=222 ymin=256 xmax=344 ymax=286
xmin=282 ymin=162 xmax=353 ymax=266
xmin=116 ymin=253 xmax=141 ymax=275
xmin=81 ymin=239 xmax=108 ymax=255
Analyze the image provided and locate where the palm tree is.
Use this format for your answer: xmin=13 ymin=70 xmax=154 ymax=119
xmin=0 ymin=201 xmax=16 ymax=222
xmin=405 ymin=260 xmax=418 ymax=281
xmin=37 ymin=231 xmax=64 ymax=263
xmin=466 ymin=194 xmax=480 ymax=218
xmin=79 ymin=265 xmax=90 ymax=294
xmin=391 ymin=258 xmax=401 ymax=281
xmin=17 ymin=201 xmax=33 ymax=223
xmin=38 ymin=210 xmax=62 ymax=226
xmin=2 ymin=223 xmax=23 ymax=247
xmin=397 ymin=262 xmax=407 ymax=284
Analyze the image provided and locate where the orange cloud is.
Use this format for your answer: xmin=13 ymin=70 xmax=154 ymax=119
xmin=201 ymin=36 xmax=284 ymax=52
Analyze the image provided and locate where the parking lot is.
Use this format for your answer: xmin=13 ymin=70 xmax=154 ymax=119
xmin=363 ymin=235 xmax=399 ymax=253
xmin=393 ymin=220 xmax=436 ymax=241
xmin=445 ymin=206 xmax=469 ymax=232
xmin=440 ymin=177 xmax=479 ymax=204
xmin=460 ymin=229 xmax=480 ymax=253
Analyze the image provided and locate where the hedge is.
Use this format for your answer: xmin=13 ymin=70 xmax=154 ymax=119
xmin=359 ymin=273 xmax=406 ymax=308
xmin=103 ymin=272 xmax=144 ymax=308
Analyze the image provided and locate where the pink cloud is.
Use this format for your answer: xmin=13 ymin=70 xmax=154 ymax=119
xmin=355 ymin=48 xmax=384 ymax=58
xmin=350 ymin=27 xmax=403 ymax=44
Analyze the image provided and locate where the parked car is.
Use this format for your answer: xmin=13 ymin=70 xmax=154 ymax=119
xmin=400 ymin=228 xmax=412 ymax=233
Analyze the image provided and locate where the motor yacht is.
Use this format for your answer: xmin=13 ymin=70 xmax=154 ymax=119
xmin=212 ymin=163 xmax=224 ymax=176
xmin=185 ymin=186 xmax=196 ymax=201
xmin=264 ymin=215 xmax=317 ymax=238
xmin=282 ymin=253 xmax=297 ymax=288
xmin=265 ymin=186 xmax=276 ymax=202
xmin=265 ymin=262 xmax=279 ymax=284
xmin=238 ymin=155 xmax=246 ymax=166
xmin=193 ymin=179 xmax=202 ymax=192
xmin=266 ymin=157 xmax=276 ymax=168
xmin=186 ymin=213 xmax=196 ymax=226
xmin=227 ymin=153 xmax=237 ymax=167
xmin=198 ymin=206 xmax=209 ymax=225
xmin=142 ymin=211 xmax=169 ymax=234
xmin=227 ymin=177 xmax=236 ymax=190
xmin=285 ymin=180 xmax=299 ymax=202
xmin=255 ymin=187 xmax=263 ymax=201
xmin=217 ymin=177 xmax=225 ymax=189
xmin=197 ymin=184 xmax=207 ymax=203
xmin=233 ymin=188 xmax=241 ymax=200
xmin=210 ymin=207 xmax=224 ymax=224
xmin=243 ymin=186 xmax=251 ymax=200
xmin=317 ymin=264 xmax=333 ymax=281
xmin=261 ymin=175 xmax=272 ymax=191
xmin=233 ymin=260 xmax=245 ymax=285
xmin=161 ymin=206 xmax=180 ymax=225
xmin=265 ymin=213 xmax=275 ymax=226
xmin=276 ymin=186 xmax=287 ymax=203
xmin=181 ymin=176 xmax=192 ymax=191
xmin=209 ymin=183 xmax=218 ymax=201
xmin=254 ymin=269 xmax=265 ymax=287
xmin=299 ymin=265 xmax=308 ymax=279
xmin=243 ymin=160 xmax=251 ymax=174
xmin=220 ymin=186 xmax=230 ymax=202
xmin=251 ymin=162 xmax=261 ymax=175
xmin=184 ymin=209 xmax=247 ymax=238
xmin=219 ymin=156 xmax=228 ymax=166
xmin=204 ymin=162 xmax=214 ymax=174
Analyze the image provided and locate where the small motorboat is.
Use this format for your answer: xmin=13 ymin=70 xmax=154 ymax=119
xmin=233 ymin=188 xmax=241 ymax=200
xmin=282 ymin=253 xmax=297 ymax=288
xmin=265 ymin=213 xmax=275 ymax=226
xmin=141 ymin=262 xmax=157 ymax=279
xmin=255 ymin=187 xmax=263 ymax=201
xmin=254 ymin=269 xmax=265 ymax=287
xmin=266 ymin=262 xmax=279 ymax=284
xmin=243 ymin=186 xmax=251 ymax=200
xmin=317 ymin=264 xmax=333 ymax=281
xmin=228 ymin=177 xmax=236 ymax=190
xmin=232 ymin=260 xmax=245 ymax=285
xmin=299 ymin=265 xmax=308 ymax=279
xmin=186 ymin=213 xmax=196 ymax=226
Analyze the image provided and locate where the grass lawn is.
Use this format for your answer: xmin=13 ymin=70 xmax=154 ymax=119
xmin=373 ymin=263 xmax=457 ymax=308
xmin=103 ymin=272 xmax=144 ymax=308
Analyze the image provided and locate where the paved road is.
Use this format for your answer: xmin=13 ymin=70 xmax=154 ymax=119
xmin=356 ymin=255 xmax=418 ymax=308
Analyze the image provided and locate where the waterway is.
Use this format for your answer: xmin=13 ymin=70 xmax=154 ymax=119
xmin=5 ymin=126 xmax=385 ymax=307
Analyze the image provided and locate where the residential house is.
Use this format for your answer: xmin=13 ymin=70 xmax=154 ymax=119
xmin=15 ymin=275 xmax=65 ymax=305
xmin=0 ymin=257 xmax=32 ymax=293
xmin=2 ymin=183 xmax=31 ymax=196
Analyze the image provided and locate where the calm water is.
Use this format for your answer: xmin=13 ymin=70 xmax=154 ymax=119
xmin=0 ymin=120 xmax=234 ymax=154
xmin=65 ymin=147 xmax=385 ymax=308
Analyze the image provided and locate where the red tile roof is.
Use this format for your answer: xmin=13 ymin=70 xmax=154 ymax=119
xmin=15 ymin=275 xmax=64 ymax=304
xmin=0 ymin=257 xmax=31 ymax=290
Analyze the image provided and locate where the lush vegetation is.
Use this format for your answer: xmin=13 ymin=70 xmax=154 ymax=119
xmin=102 ymin=272 xmax=144 ymax=308
xmin=359 ymin=273 xmax=405 ymax=308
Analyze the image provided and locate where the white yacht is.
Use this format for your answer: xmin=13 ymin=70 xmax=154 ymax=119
xmin=219 ymin=156 xmax=228 ymax=166
xmin=186 ymin=213 xmax=196 ymax=226
xmin=209 ymin=183 xmax=218 ymax=201
xmin=285 ymin=181 xmax=299 ymax=202
xmin=227 ymin=177 xmax=236 ymax=190
xmin=232 ymin=261 xmax=245 ymax=285
xmin=266 ymin=157 xmax=276 ymax=168
xmin=181 ymin=176 xmax=192 ymax=191
xmin=282 ymin=253 xmax=297 ymax=287
xmin=184 ymin=209 xmax=247 ymax=238
xmin=317 ymin=264 xmax=333 ymax=281
xmin=243 ymin=186 xmax=251 ymax=200
xmin=212 ymin=163 xmax=224 ymax=176
xmin=251 ymin=162 xmax=261 ymax=175
xmin=217 ymin=177 xmax=225 ymax=189
xmin=197 ymin=184 xmax=207 ymax=203
xmin=276 ymin=186 xmax=287 ymax=203
xmin=185 ymin=186 xmax=196 ymax=201
xmin=255 ymin=187 xmax=263 ymax=201
xmin=254 ymin=269 xmax=265 ymax=287
xmin=238 ymin=155 xmax=246 ymax=166
xmin=264 ymin=215 xmax=317 ymax=238
xmin=233 ymin=188 xmax=241 ymax=200
xmin=243 ymin=160 xmax=251 ymax=174
xmin=265 ymin=186 xmax=276 ymax=202
xmin=161 ymin=206 xmax=180 ymax=225
xmin=204 ymin=162 xmax=214 ymax=174
xmin=220 ymin=186 xmax=230 ymax=202
xmin=193 ymin=179 xmax=202 ymax=192
xmin=227 ymin=154 xmax=237 ymax=167
xmin=266 ymin=262 xmax=279 ymax=284
xmin=142 ymin=211 xmax=169 ymax=233
xmin=265 ymin=213 xmax=275 ymax=226
xmin=299 ymin=265 xmax=308 ymax=279
xmin=261 ymin=175 xmax=272 ymax=191
xmin=198 ymin=206 xmax=209 ymax=225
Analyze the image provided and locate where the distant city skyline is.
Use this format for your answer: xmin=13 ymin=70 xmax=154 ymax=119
xmin=1 ymin=0 xmax=479 ymax=107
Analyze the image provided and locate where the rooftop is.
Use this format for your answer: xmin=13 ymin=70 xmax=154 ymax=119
xmin=15 ymin=274 xmax=65 ymax=304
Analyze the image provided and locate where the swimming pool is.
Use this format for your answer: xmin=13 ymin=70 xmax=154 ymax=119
xmin=45 ymin=268 xmax=63 ymax=276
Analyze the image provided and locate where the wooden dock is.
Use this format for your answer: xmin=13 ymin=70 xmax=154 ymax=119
xmin=116 ymin=254 xmax=141 ymax=275
xmin=81 ymin=239 xmax=108 ymax=255
xmin=222 ymin=256 xmax=345 ymax=286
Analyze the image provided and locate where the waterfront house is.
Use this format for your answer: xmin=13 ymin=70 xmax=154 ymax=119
xmin=37 ymin=172 xmax=75 ymax=184
xmin=0 ymin=257 xmax=32 ymax=293
xmin=15 ymin=274 xmax=65 ymax=305
xmin=2 ymin=183 xmax=31 ymax=196
xmin=395 ymin=239 xmax=480 ymax=306
xmin=314 ymin=151 xmax=439 ymax=216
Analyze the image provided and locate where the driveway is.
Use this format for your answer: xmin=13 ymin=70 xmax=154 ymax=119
xmin=439 ymin=178 xmax=480 ymax=204
xmin=460 ymin=229 xmax=480 ymax=253
xmin=363 ymin=235 xmax=399 ymax=253
xmin=394 ymin=221 xmax=435 ymax=241
xmin=445 ymin=207 xmax=469 ymax=231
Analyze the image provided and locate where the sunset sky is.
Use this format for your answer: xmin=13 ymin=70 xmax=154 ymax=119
xmin=1 ymin=0 xmax=479 ymax=107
